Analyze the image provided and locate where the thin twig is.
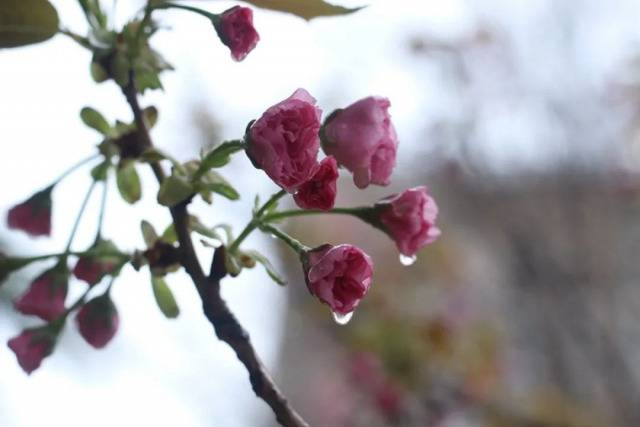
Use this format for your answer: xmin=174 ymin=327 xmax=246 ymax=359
xmin=121 ymin=78 xmax=308 ymax=427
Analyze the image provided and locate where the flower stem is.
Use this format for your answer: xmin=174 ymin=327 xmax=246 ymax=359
xmin=52 ymin=154 xmax=100 ymax=186
xmin=259 ymin=223 xmax=309 ymax=255
xmin=149 ymin=2 xmax=219 ymax=22
xmin=65 ymin=180 xmax=98 ymax=254
xmin=262 ymin=207 xmax=364 ymax=223
xmin=228 ymin=190 xmax=287 ymax=254
xmin=95 ymin=179 xmax=109 ymax=242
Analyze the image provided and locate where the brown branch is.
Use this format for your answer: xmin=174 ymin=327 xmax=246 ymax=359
xmin=121 ymin=80 xmax=309 ymax=427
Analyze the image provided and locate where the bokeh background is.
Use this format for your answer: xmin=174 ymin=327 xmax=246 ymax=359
xmin=3 ymin=0 xmax=640 ymax=426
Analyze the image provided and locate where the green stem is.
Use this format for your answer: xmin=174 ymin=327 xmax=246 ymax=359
xmin=65 ymin=180 xmax=98 ymax=254
xmin=263 ymin=207 xmax=364 ymax=223
xmin=9 ymin=250 xmax=129 ymax=266
xmin=259 ymin=223 xmax=309 ymax=255
xmin=149 ymin=2 xmax=219 ymax=22
xmin=95 ymin=179 xmax=109 ymax=241
xmin=52 ymin=154 xmax=100 ymax=186
xmin=227 ymin=190 xmax=287 ymax=254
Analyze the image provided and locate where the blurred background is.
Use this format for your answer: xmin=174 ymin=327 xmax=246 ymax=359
xmin=3 ymin=0 xmax=640 ymax=426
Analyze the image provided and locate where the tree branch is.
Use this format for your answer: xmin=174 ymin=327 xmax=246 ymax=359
xmin=121 ymin=80 xmax=309 ymax=427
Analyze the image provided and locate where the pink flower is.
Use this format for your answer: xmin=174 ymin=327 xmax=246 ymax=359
xmin=377 ymin=186 xmax=440 ymax=256
xmin=73 ymin=257 xmax=117 ymax=286
xmin=302 ymin=244 xmax=373 ymax=315
xmin=293 ymin=156 xmax=339 ymax=210
xmin=322 ymin=97 xmax=398 ymax=189
xmin=247 ymin=89 xmax=322 ymax=191
xmin=7 ymin=328 xmax=56 ymax=374
xmin=7 ymin=187 xmax=53 ymax=237
xmin=73 ymin=239 xmax=122 ymax=286
xmin=76 ymin=294 xmax=119 ymax=349
xmin=14 ymin=264 xmax=68 ymax=321
xmin=215 ymin=6 xmax=259 ymax=61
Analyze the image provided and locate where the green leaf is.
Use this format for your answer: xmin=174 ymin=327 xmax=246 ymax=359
xmin=142 ymin=106 xmax=159 ymax=129
xmin=111 ymin=51 xmax=130 ymax=87
xmin=116 ymin=161 xmax=142 ymax=204
xmin=239 ymin=0 xmax=363 ymax=20
xmin=189 ymin=216 xmax=222 ymax=241
xmin=80 ymin=107 xmax=111 ymax=135
xmin=160 ymin=224 xmax=178 ymax=244
xmin=0 ymin=0 xmax=59 ymax=48
xmin=196 ymin=140 xmax=245 ymax=178
xmin=151 ymin=276 xmax=180 ymax=319
xmin=139 ymin=148 xmax=167 ymax=163
xmin=90 ymin=160 xmax=110 ymax=181
xmin=140 ymin=220 xmax=158 ymax=248
xmin=243 ymin=250 xmax=287 ymax=285
xmin=90 ymin=60 xmax=109 ymax=82
xmin=157 ymin=173 xmax=194 ymax=207
xmin=196 ymin=171 xmax=240 ymax=201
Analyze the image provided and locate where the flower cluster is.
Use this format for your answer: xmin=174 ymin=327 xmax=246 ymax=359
xmin=243 ymin=89 xmax=440 ymax=316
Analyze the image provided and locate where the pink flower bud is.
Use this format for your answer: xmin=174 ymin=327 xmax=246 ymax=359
xmin=377 ymin=186 xmax=440 ymax=256
xmin=215 ymin=6 xmax=259 ymax=61
xmin=7 ymin=187 xmax=53 ymax=237
xmin=14 ymin=264 xmax=68 ymax=321
xmin=7 ymin=328 xmax=56 ymax=374
xmin=76 ymin=294 xmax=119 ymax=349
xmin=293 ymin=156 xmax=339 ymax=211
xmin=247 ymin=89 xmax=322 ymax=191
xmin=73 ymin=257 xmax=117 ymax=285
xmin=322 ymin=97 xmax=398 ymax=189
xmin=302 ymin=244 xmax=373 ymax=315
xmin=73 ymin=239 xmax=122 ymax=286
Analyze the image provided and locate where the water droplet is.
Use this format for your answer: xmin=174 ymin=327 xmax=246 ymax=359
xmin=269 ymin=233 xmax=278 ymax=239
xmin=399 ymin=254 xmax=417 ymax=266
xmin=332 ymin=311 xmax=354 ymax=325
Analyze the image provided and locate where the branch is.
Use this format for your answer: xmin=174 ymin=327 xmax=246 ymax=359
xmin=121 ymin=80 xmax=309 ymax=427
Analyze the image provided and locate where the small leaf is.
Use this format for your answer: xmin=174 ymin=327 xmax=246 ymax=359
xmin=189 ymin=216 xmax=223 ymax=241
xmin=80 ymin=107 xmax=111 ymax=135
xmin=252 ymin=194 xmax=261 ymax=215
xmin=0 ymin=0 xmax=59 ymax=48
xmin=243 ymin=250 xmax=287 ymax=285
xmin=90 ymin=60 xmax=109 ymax=82
xmin=116 ymin=161 xmax=142 ymax=204
xmin=142 ymin=106 xmax=159 ymax=129
xmin=157 ymin=174 xmax=194 ymax=207
xmin=140 ymin=220 xmax=158 ymax=248
xmin=161 ymin=224 xmax=178 ymax=244
xmin=140 ymin=148 xmax=167 ymax=163
xmin=90 ymin=160 xmax=110 ymax=181
xmin=196 ymin=140 xmax=245 ymax=179
xmin=196 ymin=171 xmax=240 ymax=201
xmin=151 ymin=276 xmax=180 ymax=319
xmin=239 ymin=0 xmax=363 ymax=20
xmin=111 ymin=51 xmax=130 ymax=87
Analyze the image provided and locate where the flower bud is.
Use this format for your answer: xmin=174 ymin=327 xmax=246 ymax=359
xmin=302 ymin=244 xmax=373 ymax=315
xmin=7 ymin=326 xmax=58 ymax=374
xmin=76 ymin=294 xmax=119 ymax=349
xmin=375 ymin=186 xmax=440 ymax=256
xmin=7 ymin=186 xmax=53 ymax=237
xmin=293 ymin=156 xmax=339 ymax=211
xmin=322 ymin=97 xmax=398 ymax=189
xmin=247 ymin=89 xmax=321 ymax=192
xmin=214 ymin=6 xmax=260 ymax=61
xmin=73 ymin=239 xmax=122 ymax=286
xmin=14 ymin=262 xmax=68 ymax=321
